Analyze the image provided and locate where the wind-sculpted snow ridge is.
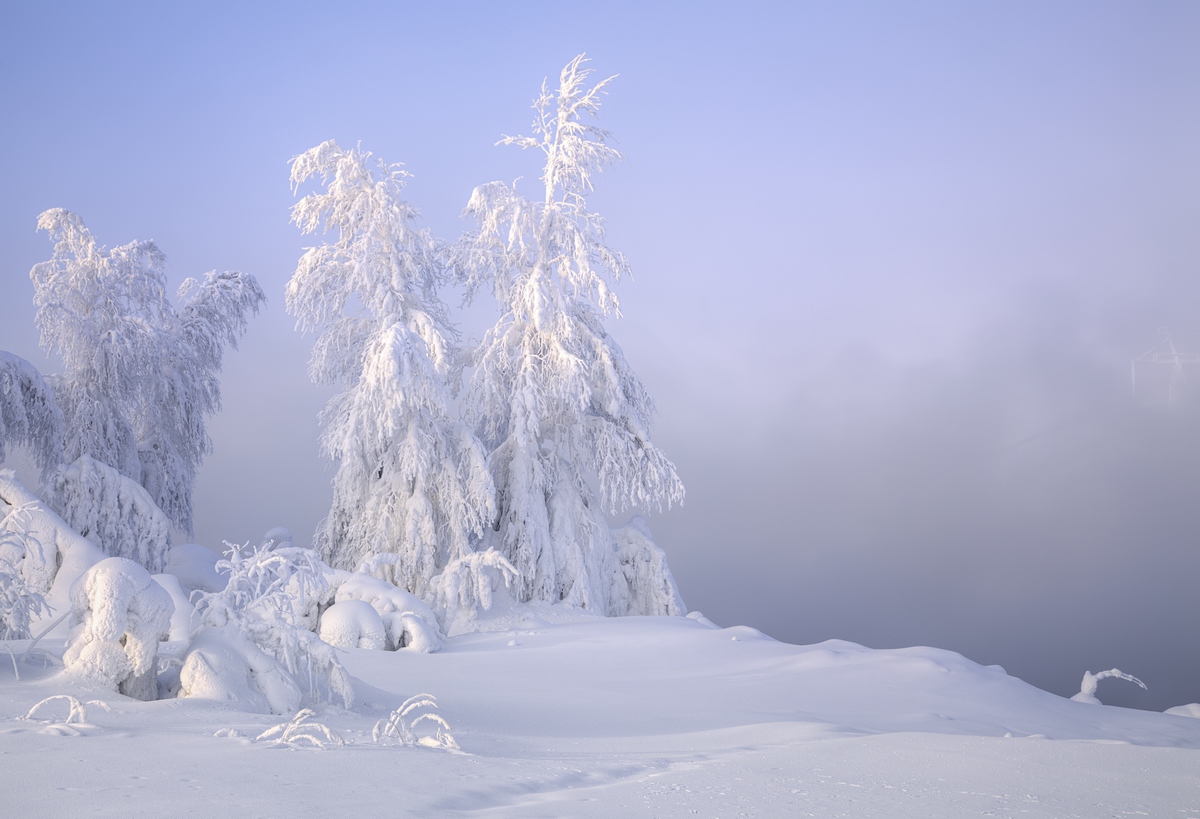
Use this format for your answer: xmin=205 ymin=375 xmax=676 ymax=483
xmin=456 ymin=55 xmax=684 ymax=615
xmin=62 ymin=557 xmax=173 ymax=701
xmin=45 ymin=455 xmax=171 ymax=573
xmin=0 ymin=350 xmax=63 ymax=477
xmin=289 ymin=140 xmax=494 ymax=597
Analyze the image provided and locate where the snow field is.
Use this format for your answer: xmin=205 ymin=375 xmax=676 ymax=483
xmin=2 ymin=613 xmax=1198 ymax=817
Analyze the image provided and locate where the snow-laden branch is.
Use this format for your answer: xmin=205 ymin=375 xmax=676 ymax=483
xmin=1070 ymin=668 xmax=1148 ymax=705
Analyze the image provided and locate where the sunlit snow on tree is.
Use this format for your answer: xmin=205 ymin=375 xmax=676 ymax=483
xmin=287 ymin=141 xmax=495 ymax=595
xmin=454 ymin=55 xmax=685 ymax=613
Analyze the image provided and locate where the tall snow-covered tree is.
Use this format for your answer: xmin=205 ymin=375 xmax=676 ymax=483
xmin=29 ymin=208 xmax=264 ymax=540
xmin=288 ymin=140 xmax=494 ymax=596
xmin=456 ymin=55 xmax=684 ymax=614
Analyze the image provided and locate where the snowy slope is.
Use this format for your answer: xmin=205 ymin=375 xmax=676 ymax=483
xmin=2 ymin=614 xmax=1198 ymax=817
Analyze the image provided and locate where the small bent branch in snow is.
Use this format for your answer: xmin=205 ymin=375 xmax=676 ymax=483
xmin=23 ymin=694 xmax=111 ymax=725
xmin=1070 ymin=668 xmax=1147 ymax=705
xmin=255 ymin=708 xmax=344 ymax=749
xmin=373 ymin=693 xmax=460 ymax=751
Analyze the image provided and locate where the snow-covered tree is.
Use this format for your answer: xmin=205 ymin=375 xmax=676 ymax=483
xmin=287 ymin=140 xmax=494 ymax=595
xmin=455 ymin=55 xmax=684 ymax=613
xmin=30 ymin=209 xmax=264 ymax=538
xmin=0 ymin=351 xmax=63 ymax=479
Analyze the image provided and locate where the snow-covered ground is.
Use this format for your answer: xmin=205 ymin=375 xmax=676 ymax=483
xmin=2 ymin=612 xmax=1197 ymax=817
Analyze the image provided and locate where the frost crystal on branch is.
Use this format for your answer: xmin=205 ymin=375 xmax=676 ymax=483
xmin=455 ymin=55 xmax=684 ymax=614
xmin=288 ymin=140 xmax=494 ymax=595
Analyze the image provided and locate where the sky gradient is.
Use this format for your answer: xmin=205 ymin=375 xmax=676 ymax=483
xmin=2 ymin=1 xmax=1199 ymax=710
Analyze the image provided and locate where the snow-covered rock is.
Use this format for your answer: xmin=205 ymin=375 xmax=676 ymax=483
xmin=62 ymin=557 xmax=174 ymax=701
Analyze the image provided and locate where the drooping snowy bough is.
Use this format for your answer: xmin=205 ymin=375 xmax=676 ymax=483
xmin=455 ymin=55 xmax=685 ymax=615
xmin=287 ymin=140 xmax=495 ymax=596
xmin=62 ymin=557 xmax=174 ymax=701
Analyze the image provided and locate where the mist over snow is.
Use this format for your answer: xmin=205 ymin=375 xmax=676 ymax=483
xmin=1 ymin=0 xmax=1199 ymax=718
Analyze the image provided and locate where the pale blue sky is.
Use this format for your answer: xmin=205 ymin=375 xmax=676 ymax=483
xmin=2 ymin=1 xmax=1199 ymax=709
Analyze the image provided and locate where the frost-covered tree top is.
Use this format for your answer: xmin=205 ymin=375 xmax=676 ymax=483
xmin=455 ymin=55 xmax=684 ymax=611
xmin=30 ymin=209 xmax=264 ymax=536
xmin=288 ymin=141 xmax=494 ymax=593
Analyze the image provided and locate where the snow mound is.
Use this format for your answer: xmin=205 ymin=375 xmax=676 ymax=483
xmin=63 ymin=556 xmax=173 ymax=700
xmin=319 ymin=599 xmax=387 ymax=650
xmin=332 ymin=571 xmax=441 ymax=651
xmin=178 ymin=625 xmax=302 ymax=715
xmin=1165 ymin=703 xmax=1200 ymax=719
xmin=151 ymin=573 xmax=195 ymax=642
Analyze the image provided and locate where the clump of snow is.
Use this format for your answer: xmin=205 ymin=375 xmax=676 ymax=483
xmin=164 ymin=543 xmax=225 ymax=593
xmin=1070 ymin=668 xmax=1147 ymax=705
xmin=177 ymin=625 xmax=301 ymax=715
xmin=318 ymin=599 xmax=387 ymax=650
xmin=45 ymin=455 xmax=172 ymax=573
xmin=62 ymin=557 xmax=174 ymax=701
xmin=426 ymin=548 xmax=517 ymax=633
xmin=610 ymin=516 xmax=686 ymax=616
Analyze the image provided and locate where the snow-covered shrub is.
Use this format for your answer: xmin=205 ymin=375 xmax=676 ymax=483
xmin=609 ymin=516 xmax=685 ymax=617
xmin=0 ymin=554 xmax=50 ymax=640
xmin=426 ymin=549 xmax=518 ymax=631
xmin=373 ymin=693 xmax=459 ymax=751
xmin=31 ymin=209 xmax=264 ymax=537
xmin=192 ymin=543 xmax=353 ymax=708
xmin=256 ymin=708 xmax=344 ymax=749
xmin=24 ymin=695 xmax=110 ymax=725
xmin=62 ymin=557 xmax=174 ymax=701
xmin=0 ymin=350 xmax=63 ymax=478
xmin=331 ymin=571 xmax=441 ymax=651
xmin=1070 ymin=668 xmax=1147 ymax=705
xmin=44 ymin=455 xmax=172 ymax=573
xmin=151 ymin=573 xmax=195 ymax=642
xmin=177 ymin=625 xmax=302 ymax=715
xmin=0 ymin=470 xmax=105 ymax=636
xmin=318 ymin=599 xmax=387 ymax=650
xmin=288 ymin=140 xmax=494 ymax=595
xmin=455 ymin=55 xmax=684 ymax=614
